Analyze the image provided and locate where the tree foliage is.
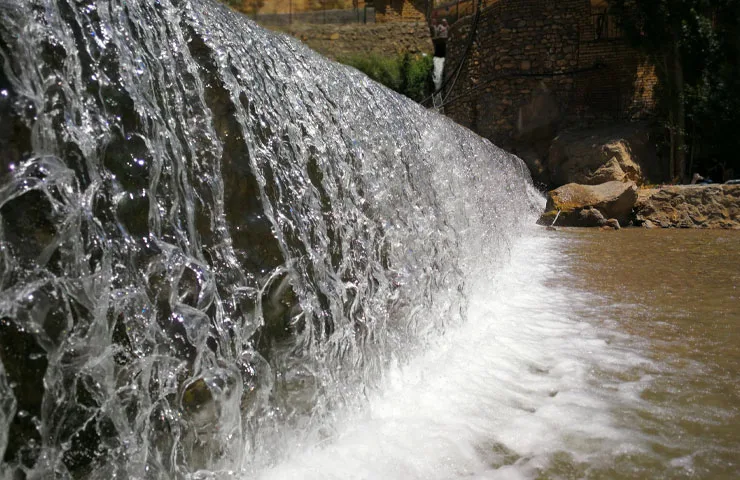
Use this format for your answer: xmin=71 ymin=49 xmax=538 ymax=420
xmin=610 ymin=0 xmax=740 ymax=182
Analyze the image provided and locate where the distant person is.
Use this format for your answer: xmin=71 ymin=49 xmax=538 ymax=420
xmin=691 ymin=173 xmax=713 ymax=185
xmin=432 ymin=18 xmax=448 ymax=57
xmin=438 ymin=19 xmax=449 ymax=39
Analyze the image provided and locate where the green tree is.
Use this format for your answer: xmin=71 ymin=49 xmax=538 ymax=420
xmin=338 ymin=53 xmax=434 ymax=103
xmin=610 ymin=0 xmax=740 ymax=182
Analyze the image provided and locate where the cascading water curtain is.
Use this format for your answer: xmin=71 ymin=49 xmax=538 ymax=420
xmin=0 ymin=0 xmax=540 ymax=477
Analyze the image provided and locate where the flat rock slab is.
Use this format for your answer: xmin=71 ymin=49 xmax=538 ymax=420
xmin=538 ymin=181 xmax=638 ymax=227
xmin=636 ymin=185 xmax=740 ymax=229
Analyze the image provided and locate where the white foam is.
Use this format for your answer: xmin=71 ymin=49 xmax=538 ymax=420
xmin=254 ymin=231 xmax=646 ymax=479
xmin=432 ymin=57 xmax=445 ymax=91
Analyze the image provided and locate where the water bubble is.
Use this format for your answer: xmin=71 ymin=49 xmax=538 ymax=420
xmin=0 ymin=0 xmax=540 ymax=475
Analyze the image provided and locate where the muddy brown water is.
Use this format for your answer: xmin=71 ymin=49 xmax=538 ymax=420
xmin=255 ymin=228 xmax=739 ymax=480
xmin=545 ymin=228 xmax=740 ymax=479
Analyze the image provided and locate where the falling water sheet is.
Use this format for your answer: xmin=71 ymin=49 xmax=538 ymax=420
xmin=0 ymin=0 xmax=540 ymax=477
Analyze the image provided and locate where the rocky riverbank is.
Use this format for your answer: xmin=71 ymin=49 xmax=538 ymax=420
xmin=635 ymin=185 xmax=740 ymax=229
xmin=538 ymin=183 xmax=740 ymax=229
xmin=528 ymin=123 xmax=739 ymax=230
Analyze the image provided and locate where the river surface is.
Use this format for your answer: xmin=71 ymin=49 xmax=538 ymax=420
xmin=257 ymin=228 xmax=740 ymax=479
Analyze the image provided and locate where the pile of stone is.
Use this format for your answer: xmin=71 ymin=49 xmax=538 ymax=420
xmin=535 ymin=124 xmax=653 ymax=229
xmin=534 ymin=123 xmax=740 ymax=229
xmin=635 ymin=184 xmax=740 ymax=229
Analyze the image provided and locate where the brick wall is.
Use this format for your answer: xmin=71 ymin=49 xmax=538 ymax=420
xmin=374 ymin=0 xmax=427 ymax=23
xmin=575 ymin=39 xmax=657 ymax=121
xmin=444 ymin=0 xmax=657 ymax=150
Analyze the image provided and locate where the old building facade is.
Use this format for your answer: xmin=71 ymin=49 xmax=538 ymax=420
xmin=443 ymin=0 xmax=657 ymax=151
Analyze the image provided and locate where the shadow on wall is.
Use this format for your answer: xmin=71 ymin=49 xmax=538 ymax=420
xmin=512 ymin=83 xmax=561 ymax=184
xmin=572 ymin=49 xmax=656 ymax=123
xmin=503 ymin=52 xmax=657 ymax=188
xmin=516 ymin=82 xmax=560 ymax=146
xmin=513 ymin=52 xmax=651 ymax=147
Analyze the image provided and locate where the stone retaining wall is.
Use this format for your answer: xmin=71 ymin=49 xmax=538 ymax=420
xmin=636 ymin=185 xmax=740 ymax=229
xmin=256 ymin=8 xmax=376 ymax=26
xmin=539 ymin=184 xmax=740 ymax=229
xmin=277 ymin=21 xmax=433 ymax=59
xmin=373 ymin=0 xmax=428 ymax=23
xmin=444 ymin=0 xmax=657 ymax=151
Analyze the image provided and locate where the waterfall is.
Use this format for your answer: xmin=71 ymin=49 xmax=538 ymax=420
xmin=433 ymin=56 xmax=445 ymax=92
xmin=0 ymin=0 xmax=541 ymax=477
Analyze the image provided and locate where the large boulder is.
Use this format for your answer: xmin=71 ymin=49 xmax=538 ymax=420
xmin=548 ymin=124 xmax=659 ymax=187
xmin=635 ymin=185 xmax=740 ymax=229
xmin=538 ymin=181 xmax=638 ymax=226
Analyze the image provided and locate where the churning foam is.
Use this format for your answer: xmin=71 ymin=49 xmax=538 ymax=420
xmin=255 ymin=229 xmax=647 ymax=479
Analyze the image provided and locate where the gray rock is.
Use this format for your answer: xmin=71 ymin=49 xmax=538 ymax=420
xmin=605 ymin=218 xmax=621 ymax=230
xmin=576 ymin=207 xmax=607 ymax=227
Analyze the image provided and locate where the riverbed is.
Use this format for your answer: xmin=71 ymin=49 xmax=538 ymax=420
xmin=257 ymin=228 xmax=740 ymax=479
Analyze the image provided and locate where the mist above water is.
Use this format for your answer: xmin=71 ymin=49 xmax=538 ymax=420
xmin=0 ymin=0 xmax=539 ymax=477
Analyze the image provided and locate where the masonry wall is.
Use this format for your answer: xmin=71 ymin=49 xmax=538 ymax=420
xmin=444 ymin=0 xmax=657 ymax=150
xmin=374 ymin=0 xmax=427 ymax=23
xmin=278 ymin=21 xmax=433 ymax=58
xmin=256 ymin=8 xmax=376 ymax=26
xmin=575 ymin=38 xmax=657 ymax=120
xmin=252 ymin=0 xmax=375 ymax=25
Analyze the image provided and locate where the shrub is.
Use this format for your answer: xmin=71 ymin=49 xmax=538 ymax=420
xmin=338 ymin=53 xmax=434 ymax=103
